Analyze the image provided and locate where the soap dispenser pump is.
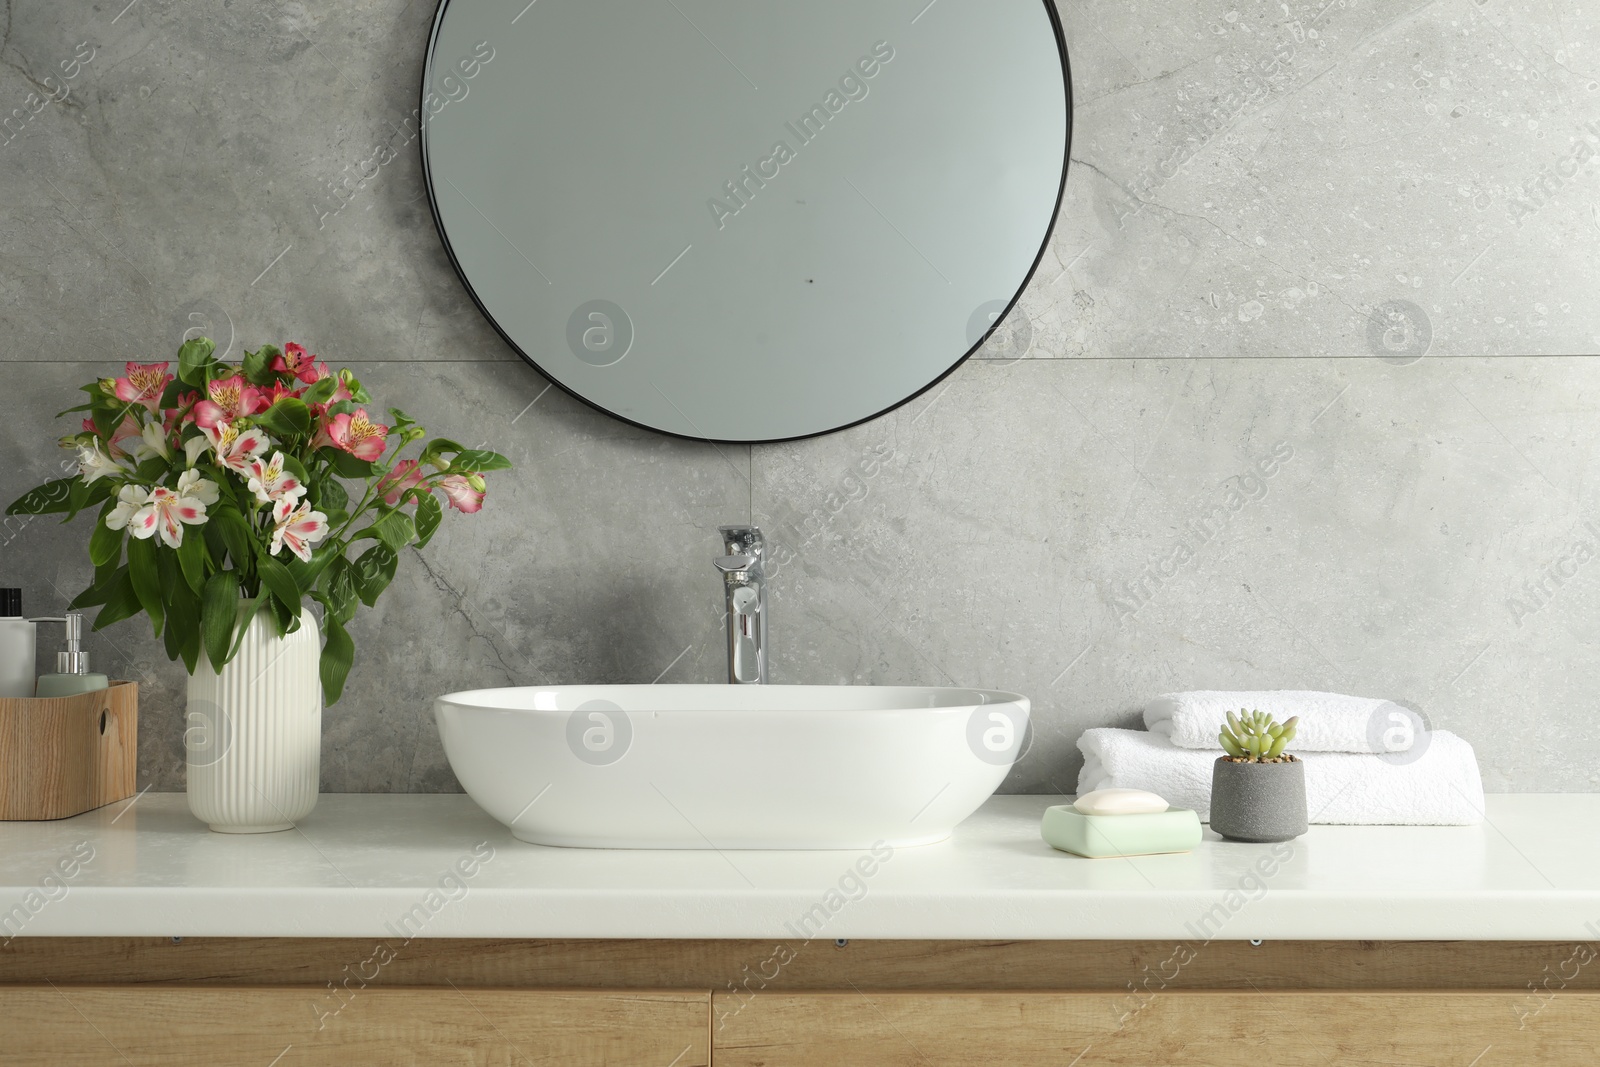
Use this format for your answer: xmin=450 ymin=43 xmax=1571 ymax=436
xmin=33 ymin=613 xmax=110 ymax=698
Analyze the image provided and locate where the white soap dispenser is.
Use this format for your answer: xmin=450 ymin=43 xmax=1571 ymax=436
xmin=0 ymin=588 xmax=36 ymax=698
xmin=32 ymin=613 xmax=109 ymax=698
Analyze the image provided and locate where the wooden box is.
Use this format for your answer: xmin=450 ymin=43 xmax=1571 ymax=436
xmin=0 ymin=681 xmax=137 ymax=820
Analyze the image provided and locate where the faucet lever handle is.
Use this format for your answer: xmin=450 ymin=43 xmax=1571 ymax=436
xmin=718 ymin=525 xmax=764 ymax=558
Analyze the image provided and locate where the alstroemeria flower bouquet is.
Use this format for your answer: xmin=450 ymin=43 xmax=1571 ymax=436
xmin=6 ymin=338 xmax=510 ymax=702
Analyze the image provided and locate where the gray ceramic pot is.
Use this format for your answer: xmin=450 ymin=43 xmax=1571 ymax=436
xmin=1209 ymin=757 xmax=1307 ymax=843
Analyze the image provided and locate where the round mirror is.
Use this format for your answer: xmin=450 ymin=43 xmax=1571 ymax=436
xmin=422 ymin=0 xmax=1070 ymax=442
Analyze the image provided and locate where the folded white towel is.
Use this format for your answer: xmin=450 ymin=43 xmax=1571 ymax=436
xmin=1144 ymin=690 xmax=1419 ymax=753
xmin=1076 ymin=727 xmax=1485 ymax=825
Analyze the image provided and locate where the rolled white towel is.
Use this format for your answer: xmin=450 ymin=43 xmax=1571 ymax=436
xmin=1145 ymin=690 xmax=1419 ymax=753
xmin=1076 ymin=727 xmax=1485 ymax=825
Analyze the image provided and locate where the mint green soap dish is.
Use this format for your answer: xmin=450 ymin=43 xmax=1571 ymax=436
xmin=1041 ymin=805 xmax=1203 ymax=858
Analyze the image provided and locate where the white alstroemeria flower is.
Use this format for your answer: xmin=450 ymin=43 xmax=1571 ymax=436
xmin=201 ymin=421 xmax=270 ymax=477
xmin=128 ymin=484 xmax=210 ymax=549
xmin=183 ymin=432 xmax=210 ymax=468
xmin=269 ymin=498 xmax=329 ymax=563
xmin=245 ymin=452 xmax=306 ymax=507
xmin=139 ymin=421 xmax=171 ymax=461
xmin=74 ymin=441 xmax=124 ymax=484
xmin=103 ymin=484 xmax=151 ymax=532
xmin=175 ymin=468 xmax=220 ymax=507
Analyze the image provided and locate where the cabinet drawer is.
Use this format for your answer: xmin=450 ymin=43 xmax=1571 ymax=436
xmin=0 ymin=986 xmax=709 ymax=1066
xmin=713 ymin=990 xmax=1600 ymax=1066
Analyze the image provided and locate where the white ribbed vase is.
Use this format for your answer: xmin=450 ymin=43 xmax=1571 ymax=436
xmin=186 ymin=608 xmax=322 ymax=833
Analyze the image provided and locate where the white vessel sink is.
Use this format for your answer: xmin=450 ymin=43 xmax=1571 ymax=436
xmin=434 ymin=685 xmax=1030 ymax=849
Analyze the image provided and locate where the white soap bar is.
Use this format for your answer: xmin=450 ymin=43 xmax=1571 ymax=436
xmin=1073 ymin=788 xmax=1169 ymax=816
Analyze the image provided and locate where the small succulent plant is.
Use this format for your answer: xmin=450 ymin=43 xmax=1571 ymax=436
xmin=1218 ymin=709 xmax=1299 ymax=762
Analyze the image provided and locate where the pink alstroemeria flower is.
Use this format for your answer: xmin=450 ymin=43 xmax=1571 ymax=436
xmin=192 ymin=375 xmax=267 ymax=430
xmin=245 ymin=451 xmax=306 ymax=506
xmin=166 ymin=391 xmax=201 ymax=434
xmin=313 ymin=408 xmax=389 ymax=462
xmin=269 ymin=498 xmax=330 ymax=563
xmin=193 ymin=421 xmax=270 ymax=475
xmin=438 ymin=473 xmax=486 ymax=514
xmin=161 ymin=404 xmax=191 ymax=442
xmin=263 ymin=381 xmax=305 ymax=406
xmin=377 ymin=459 xmax=425 ymax=506
xmin=111 ymin=362 xmax=173 ymax=412
xmin=107 ymin=412 xmax=143 ymax=457
xmin=271 ymin=343 xmax=323 ymax=384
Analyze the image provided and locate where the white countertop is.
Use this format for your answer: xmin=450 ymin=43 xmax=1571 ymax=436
xmin=2 ymin=793 xmax=1596 ymax=941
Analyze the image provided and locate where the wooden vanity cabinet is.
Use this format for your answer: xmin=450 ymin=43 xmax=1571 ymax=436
xmin=2 ymin=939 xmax=1597 ymax=1065
xmin=712 ymin=990 xmax=1600 ymax=1066
xmin=0 ymin=987 xmax=710 ymax=1067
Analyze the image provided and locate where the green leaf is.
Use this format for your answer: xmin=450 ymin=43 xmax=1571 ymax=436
xmin=72 ymin=564 xmax=128 ymax=610
xmin=341 ymin=371 xmax=371 ymax=404
xmin=413 ymin=490 xmax=443 ymax=549
xmin=286 ymin=542 xmax=340 ymax=594
xmin=165 ymin=580 xmax=201 ymax=674
xmin=88 ymin=506 xmax=124 ymax=567
xmin=62 ymin=476 xmax=112 ymax=523
xmin=256 ymin=550 xmax=302 ymax=617
xmin=448 ymin=449 xmax=512 ymax=473
xmin=176 ymin=523 xmax=208 ymax=596
xmin=90 ymin=570 xmax=142 ymax=631
xmin=207 ymin=466 xmax=240 ymax=507
xmin=9 ymin=477 xmax=81 ymax=516
xmin=163 ymin=593 xmax=185 ymax=662
xmin=315 ymin=475 xmax=348 ymax=513
xmin=156 ymin=533 xmax=179 ymax=593
xmin=93 ymin=553 xmax=121 ymax=588
xmin=126 ymin=535 xmax=165 ymax=637
xmin=241 ymin=346 xmax=275 ymax=386
xmin=252 ymin=398 xmax=312 ymax=439
xmin=202 ymin=514 xmax=228 ymax=562
xmin=279 ymin=452 xmax=311 ymax=487
xmin=319 ymin=447 xmax=373 ymax=479
xmin=90 ymin=403 xmax=118 ymax=440
xmin=267 ymin=590 xmax=297 ymax=637
xmin=301 ymin=376 xmax=338 ymax=407
xmin=362 ymin=509 xmax=415 ymax=550
xmin=177 ymin=337 xmax=216 ymax=387
xmin=324 ymin=557 xmax=359 ymax=626
xmin=388 ymin=408 xmax=416 ymax=432
xmin=201 ymin=570 xmax=239 ymax=672
xmin=320 ymin=616 xmax=355 ymax=705
xmin=211 ymin=505 xmax=254 ymax=570
xmin=350 ymin=543 xmax=398 ymax=608
xmin=418 ymin=437 xmax=465 ymax=467
xmin=134 ymin=455 xmax=169 ymax=483
xmin=225 ymin=595 xmax=265 ymax=662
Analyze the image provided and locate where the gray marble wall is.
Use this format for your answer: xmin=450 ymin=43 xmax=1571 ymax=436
xmin=1 ymin=0 xmax=1595 ymax=794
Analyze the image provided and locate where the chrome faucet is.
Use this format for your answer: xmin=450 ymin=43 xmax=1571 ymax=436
xmin=714 ymin=525 xmax=767 ymax=684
